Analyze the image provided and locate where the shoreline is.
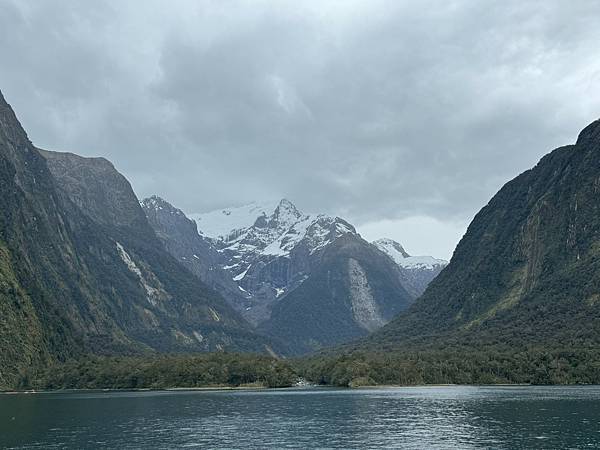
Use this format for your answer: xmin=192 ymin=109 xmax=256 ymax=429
xmin=0 ymin=385 xmax=275 ymax=395
xmin=0 ymin=383 xmax=321 ymax=395
xmin=4 ymin=383 xmax=592 ymax=395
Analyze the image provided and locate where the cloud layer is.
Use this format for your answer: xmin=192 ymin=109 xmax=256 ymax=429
xmin=2 ymin=0 xmax=600 ymax=258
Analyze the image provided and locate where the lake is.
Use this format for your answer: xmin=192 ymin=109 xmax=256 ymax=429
xmin=1 ymin=385 xmax=600 ymax=448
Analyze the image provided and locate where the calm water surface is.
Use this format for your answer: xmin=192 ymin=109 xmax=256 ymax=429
xmin=1 ymin=385 xmax=600 ymax=449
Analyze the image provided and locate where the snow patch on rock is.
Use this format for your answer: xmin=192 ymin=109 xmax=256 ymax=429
xmin=116 ymin=241 xmax=162 ymax=306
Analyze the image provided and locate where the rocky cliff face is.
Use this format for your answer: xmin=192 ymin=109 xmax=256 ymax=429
xmin=361 ymin=118 xmax=600 ymax=352
xmin=38 ymin=150 xmax=149 ymax=230
xmin=141 ymin=195 xmax=247 ymax=308
xmin=0 ymin=91 xmax=275 ymax=388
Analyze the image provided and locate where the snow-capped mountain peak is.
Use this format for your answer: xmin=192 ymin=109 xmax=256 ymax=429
xmin=143 ymin=196 xmax=446 ymax=327
xmin=188 ymin=199 xmax=357 ymax=256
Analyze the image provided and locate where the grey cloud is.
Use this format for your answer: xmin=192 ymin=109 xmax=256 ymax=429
xmin=1 ymin=0 xmax=600 ymax=247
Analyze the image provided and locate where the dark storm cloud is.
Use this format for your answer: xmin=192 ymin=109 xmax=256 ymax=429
xmin=1 ymin=0 xmax=600 ymax=257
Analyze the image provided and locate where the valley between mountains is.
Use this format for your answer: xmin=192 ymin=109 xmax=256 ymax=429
xmin=142 ymin=196 xmax=446 ymax=354
xmin=3 ymin=86 xmax=600 ymax=390
xmin=0 ymin=89 xmax=445 ymax=388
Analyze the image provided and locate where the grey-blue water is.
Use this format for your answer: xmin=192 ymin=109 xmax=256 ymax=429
xmin=1 ymin=386 xmax=600 ymax=449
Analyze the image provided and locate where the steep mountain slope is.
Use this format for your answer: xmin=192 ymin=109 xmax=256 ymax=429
xmin=39 ymin=149 xmax=271 ymax=352
xmin=261 ymin=234 xmax=415 ymax=354
xmin=361 ymin=118 xmax=600 ymax=352
xmin=372 ymin=238 xmax=447 ymax=296
xmin=141 ymin=195 xmax=247 ymax=308
xmin=0 ymin=91 xmax=274 ymax=388
xmin=0 ymin=91 xmax=86 ymax=388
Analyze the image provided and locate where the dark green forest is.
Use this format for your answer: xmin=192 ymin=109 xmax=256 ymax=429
xmin=11 ymin=343 xmax=600 ymax=392
xmin=297 ymin=346 xmax=600 ymax=387
xmin=21 ymin=353 xmax=298 ymax=390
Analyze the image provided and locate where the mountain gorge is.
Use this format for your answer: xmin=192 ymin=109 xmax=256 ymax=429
xmin=142 ymin=197 xmax=447 ymax=353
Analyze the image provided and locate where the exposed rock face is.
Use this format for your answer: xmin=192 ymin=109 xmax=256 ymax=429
xmin=348 ymin=258 xmax=385 ymax=332
xmin=361 ymin=117 xmax=600 ymax=352
xmin=0 ymin=90 xmax=275 ymax=388
xmin=39 ymin=150 xmax=148 ymax=229
xmin=141 ymin=196 xmax=246 ymax=307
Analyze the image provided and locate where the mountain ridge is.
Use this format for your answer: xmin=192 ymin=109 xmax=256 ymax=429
xmin=352 ymin=116 xmax=600 ymax=353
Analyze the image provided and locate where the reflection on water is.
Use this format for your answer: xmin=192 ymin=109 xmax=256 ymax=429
xmin=2 ymin=385 xmax=600 ymax=448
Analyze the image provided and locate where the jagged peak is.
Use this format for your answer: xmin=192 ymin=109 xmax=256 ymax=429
xmin=140 ymin=195 xmax=186 ymax=217
xmin=310 ymin=215 xmax=357 ymax=235
xmin=576 ymin=118 xmax=600 ymax=147
xmin=141 ymin=194 xmax=168 ymax=206
xmin=273 ymin=198 xmax=303 ymax=220
xmin=141 ymin=195 xmax=168 ymax=208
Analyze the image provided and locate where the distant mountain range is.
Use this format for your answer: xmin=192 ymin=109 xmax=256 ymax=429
xmin=141 ymin=197 xmax=447 ymax=353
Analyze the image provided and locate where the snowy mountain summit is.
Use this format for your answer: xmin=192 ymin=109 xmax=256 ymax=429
xmin=372 ymin=238 xmax=447 ymax=270
xmin=190 ymin=199 xmax=356 ymax=257
xmin=142 ymin=196 xmax=448 ymax=333
xmin=187 ymin=199 xmax=358 ymax=322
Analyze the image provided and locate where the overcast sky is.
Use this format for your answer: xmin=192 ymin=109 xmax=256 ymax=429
xmin=2 ymin=0 xmax=600 ymax=259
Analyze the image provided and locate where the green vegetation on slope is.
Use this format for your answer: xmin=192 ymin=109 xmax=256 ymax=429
xmin=0 ymin=241 xmax=47 ymax=388
xmin=357 ymin=119 xmax=600 ymax=351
